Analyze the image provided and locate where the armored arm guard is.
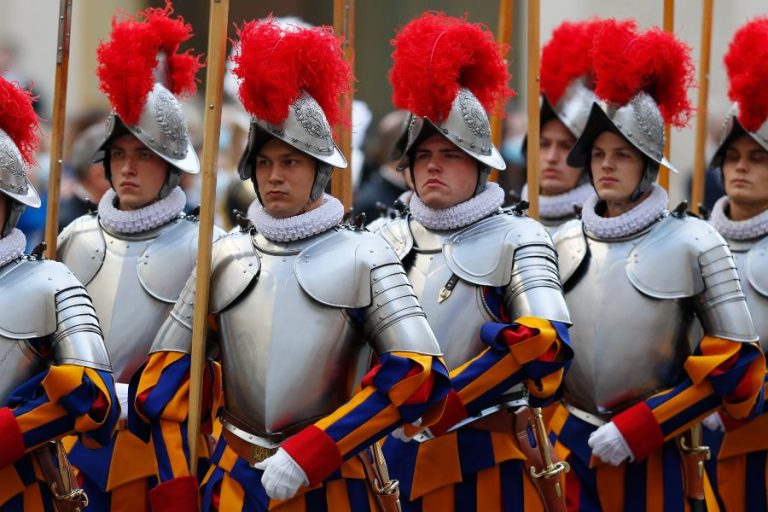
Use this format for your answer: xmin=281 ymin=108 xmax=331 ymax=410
xmin=693 ymin=241 xmax=757 ymax=342
xmin=363 ymin=261 xmax=441 ymax=356
xmin=504 ymin=240 xmax=571 ymax=325
xmin=52 ymin=282 xmax=111 ymax=371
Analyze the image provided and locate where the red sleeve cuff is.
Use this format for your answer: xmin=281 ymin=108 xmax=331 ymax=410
xmin=0 ymin=407 xmax=25 ymax=468
xmin=281 ymin=425 xmax=343 ymax=486
xmin=429 ymin=389 xmax=468 ymax=436
xmin=612 ymin=402 xmax=665 ymax=461
xmin=149 ymin=475 xmax=199 ymax=512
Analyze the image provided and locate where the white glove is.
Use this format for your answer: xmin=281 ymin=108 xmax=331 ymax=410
xmin=702 ymin=412 xmax=725 ymax=432
xmin=588 ymin=421 xmax=634 ymax=466
xmin=255 ymin=448 xmax=309 ymax=500
xmin=115 ymin=383 xmax=130 ymax=421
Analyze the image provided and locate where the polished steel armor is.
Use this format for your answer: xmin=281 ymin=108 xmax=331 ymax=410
xmin=375 ymin=211 xmax=570 ymax=371
xmin=567 ymin=93 xmax=678 ymax=173
xmin=400 ymin=88 xmax=506 ymax=171
xmin=546 ymin=79 xmax=597 ymax=139
xmin=238 ymin=92 xmax=347 ymax=181
xmin=97 ymin=83 xmax=199 ymax=174
xmin=151 ymin=226 xmax=440 ymax=435
xmin=0 ymin=258 xmax=110 ymax=405
xmin=722 ymin=235 xmax=768 ymax=350
xmin=554 ymin=215 xmax=757 ymax=417
xmin=0 ymin=128 xmax=41 ymax=208
xmin=58 ymin=213 xmax=221 ymax=383
xmin=710 ymin=104 xmax=768 ymax=169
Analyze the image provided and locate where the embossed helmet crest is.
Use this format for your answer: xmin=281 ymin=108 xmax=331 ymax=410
xmin=232 ymin=17 xmax=351 ymax=178
xmin=95 ymin=2 xmax=203 ymax=174
xmin=390 ymin=12 xmax=514 ymax=170
xmin=0 ymin=76 xmax=41 ymax=210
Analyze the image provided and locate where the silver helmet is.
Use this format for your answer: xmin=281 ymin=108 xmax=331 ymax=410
xmin=0 ymin=128 xmax=41 ymax=237
xmin=567 ymin=92 xmax=678 ymax=173
xmin=390 ymin=13 xmax=513 ymax=197
xmin=237 ymin=92 xmax=347 ymax=180
xmin=565 ymin=19 xmax=694 ymax=201
xmin=97 ymin=82 xmax=199 ymax=175
xmin=400 ymin=88 xmax=506 ymax=172
xmin=94 ymin=6 xmax=203 ymax=200
xmin=710 ymin=104 xmax=768 ymax=169
xmin=711 ymin=19 xmax=768 ymax=168
xmin=546 ymin=79 xmax=598 ymax=140
xmin=231 ymin=18 xmax=351 ymax=204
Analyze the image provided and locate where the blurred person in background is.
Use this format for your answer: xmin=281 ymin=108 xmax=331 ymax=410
xmin=58 ymin=123 xmax=111 ymax=229
xmin=354 ymin=109 xmax=410 ymax=222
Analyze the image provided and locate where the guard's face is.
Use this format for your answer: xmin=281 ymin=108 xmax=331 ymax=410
xmin=110 ymin=134 xmax=170 ymax=211
xmin=722 ymin=134 xmax=768 ymax=210
xmin=539 ymin=118 xmax=582 ymax=196
xmin=413 ymin=134 xmax=477 ymax=209
xmin=590 ymin=131 xmax=645 ymax=204
xmin=255 ymin=138 xmax=317 ymax=219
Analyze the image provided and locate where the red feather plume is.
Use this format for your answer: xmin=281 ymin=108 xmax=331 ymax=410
xmin=389 ymin=11 xmax=514 ymax=122
xmin=540 ymin=18 xmax=604 ymax=106
xmin=724 ymin=17 xmax=768 ymax=132
xmin=96 ymin=1 xmax=202 ymax=126
xmin=592 ymin=19 xmax=694 ymax=128
xmin=231 ymin=18 xmax=351 ymax=127
xmin=0 ymin=77 xmax=39 ymax=165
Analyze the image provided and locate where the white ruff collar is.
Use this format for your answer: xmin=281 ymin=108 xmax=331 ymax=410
xmin=98 ymin=187 xmax=186 ymax=234
xmin=582 ymin=184 xmax=669 ymax=239
xmin=710 ymin=196 xmax=768 ymax=241
xmin=410 ymin=182 xmax=505 ymax=230
xmin=249 ymin=194 xmax=344 ymax=242
xmin=522 ymin=182 xmax=594 ymax=220
xmin=0 ymin=229 xmax=26 ymax=268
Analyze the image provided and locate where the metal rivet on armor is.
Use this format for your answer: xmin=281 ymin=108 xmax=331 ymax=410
xmin=162 ymin=145 xmax=167 ymax=150
xmin=282 ymin=258 xmax=287 ymax=262
xmin=442 ymin=129 xmax=449 ymax=134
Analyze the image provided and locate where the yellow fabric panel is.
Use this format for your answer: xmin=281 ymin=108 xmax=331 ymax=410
xmin=0 ymin=464 xmax=27 ymax=506
xmin=489 ymin=431 xmax=526 ymax=462
xmin=719 ymin=413 xmax=768 ymax=459
xmin=522 ymin=472 xmax=545 ymax=512
xmin=323 ymin=479 xmax=352 ymax=512
xmin=476 ymin=464 xmax=501 ymax=511
xmin=159 ymin=419 xmax=192 ymax=478
xmin=421 ymin=483 xmax=454 ymax=511
xmin=106 ymin=429 xmax=157 ymax=490
xmin=595 ymin=463 xmax=625 ymax=511
xmin=716 ymin=456 xmax=746 ymax=512
xmin=645 ymin=448 xmax=664 ymax=511
xmin=22 ymin=481 xmax=45 ymax=512
xmin=411 ymin=433 xmax=462 ymax=500
xmin=111 ymin=477 xmax=151 ymax=512
xmin=684 ymin=337 xmax=741 ymax=384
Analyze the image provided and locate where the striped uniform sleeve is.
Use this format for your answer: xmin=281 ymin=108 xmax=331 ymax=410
xmin=612 ymin=336 xmax=765 ymax=461
xmin=426 ymin=316 xmax=573 ymax=436
xmin=0 ymin=365 xmax=118 ymax=469
xmin=131 ymin=349 xmax=222 ymax=510
xmin=280 ymin=351 xmax=450 ymax=486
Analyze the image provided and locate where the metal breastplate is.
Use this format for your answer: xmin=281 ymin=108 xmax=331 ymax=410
xmin=218 ymin=232 xmax=366 ymax=435
xmin=729 ymin=236 xmax=768 ymax=350
xmin=69 ymin=221 xmax=190 ymax=382
xmin=0 ymin=261 xmax=47 ymax=404
xmin=561 ymin=227 xmax=692 ymax=415
xmin=407 ymin=223 xmax=492 ymax=370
